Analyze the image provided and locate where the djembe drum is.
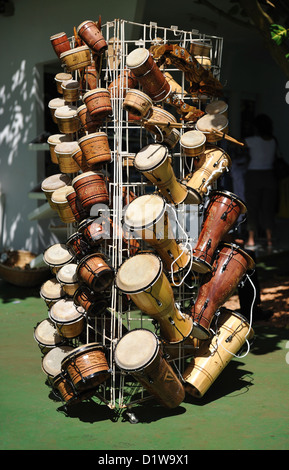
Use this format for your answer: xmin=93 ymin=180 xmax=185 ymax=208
xmin=126 ymin=48 xmax=171 ymax=102
xmin=192 ymin=190 xmax=247 ymax=273
xmin=134 ymin=144 xmax=200 ymax=205
xmin=184 ymin=146 xmax=231 ymax=200
xmin=183 ymin=308 xmax=254 ymax=398
xmin=73 ymin=284 xmax=108 ymax=317
xmin=49 ymin=298 xmax=86 ymax=339
xmin=115 ymin=253 xmax=193 ymax=344
xmin=114 ymin=329 xmax=185 ymax=408
xmin=56 ymin=263 xmax=80 ymax=297
xmin=123 ymin=194 xmax=191 ymax=274
xmin=191 ymin=243 xmax=255 ymax=340
xmin=43 ymin=243 xmax=74 ymax=274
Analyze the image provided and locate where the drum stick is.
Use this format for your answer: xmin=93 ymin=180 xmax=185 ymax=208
xmin=211 ymin=128 xmax=244 ymax=147
xmin=142 ymin=119 xmax=184 ymax=129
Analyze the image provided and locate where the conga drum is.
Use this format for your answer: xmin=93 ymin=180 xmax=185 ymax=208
xmin=66 ymin=189 xmax=89 ymax=222
xmin=123 ymin=89 xmax=153 ymax=118
xmin=195 ymin=114 xmax=228 ymax=142
xmin=126 ymin=48 xmax=171 ymax=102
xmin=60 ymin=45 xmax=91 ymax=71
xmin=41 ymin=173 xmax=71 ymax=210
xmin=34 ymin=318 xmax=65 ymax=354
xmin=54 ymin=72 xmax=73 ymax=94
xmin=78 ymin=217 xmax=110 ymax=247
xmin=76 ymin=253 xmax=114 ymax=293
xmin=48 ymin=98 xmax=66 ymax=124
xmin=72 ymin=171 xmax=109 ymax=213
xmin=65 ymin=231 xmax=91 ymax=260
xmin=54 ymin=105 xmax=81 ymax=134
xmin=50 ymin=32 xmax=71 ymax=58
xmin=47 ymin=134 xmax=73 ymax=165
xmin=205 ymin=100 xmax=228 ymax=117
xmin=51 ymin=186 xmax=76 ymax=223
xmin=43 ymin=243 xmax=74 ymax=274
xmin=183 ymin=308 xmax=254 ymax=398
xmin=191 ymin=243 xmax=255 ymax=340
xmin=114 ymin=329 xmax=185 ymax=408
xmin=56 ymin=263 xmax=80 ymax=297
xmin=180 ymin=130 xmax=206 ymax=157
xmin=61 ymin=342 xmax=111 ymax=392
xmin=134 ymin=144 xmax=200 ymax=205
xmin=73 ymin=284 xmax=108 ymax=317
xmin=54 ymin=141 xmax=81 ymax=173
xmin=78 ymin=132 xmax=111 ymax=168
xmin=40 ymin=277 xmax=65 ymax=309
xmin=115 ymin=253 xmax=193 ymax=344
xmin=83 ymin=89 xmax=112 ymax=119
xmin=61 ymin=79 xmax=80 ymax=102
xmin=144 ymin=106 xmax=177 ymax=140
xmin=77 ymin=20 xmax=108 ymax=55
xmin=123 ymin=194 xmax=191 ymax=274
xmin=184 ymin=146 xmax=231 ymax=199
xmin=192 ymin=190 xmax=247 ymax=273
xmin=49 ymin=298 xmax=85 ymax=339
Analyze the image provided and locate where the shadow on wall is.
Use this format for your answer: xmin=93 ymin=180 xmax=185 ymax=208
xmin=0 ymin=59 xmax=43 ymax=252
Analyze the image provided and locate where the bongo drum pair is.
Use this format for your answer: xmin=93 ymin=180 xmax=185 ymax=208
xmin=134 ymin=144 xmax=201 ymax=205
xmin=126 ymin=48 xmax=171 ymax=102
xmin=116 ymin=253 xmax=193 ymax=344
xmin=192 ymin=190 xmax=247 ymax=273
xmin=183 ymin=308 xmax=254 ymax=398
xmin=114 ymin=329 xmax=185 ymax=408
xmin=123 ymin=194 xmax=191 ymax=275
xmin=191 ymin=243 xmax=255 ymax=340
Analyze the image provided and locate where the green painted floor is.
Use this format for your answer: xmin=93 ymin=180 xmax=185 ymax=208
xmin=1 ymin=279 xmax=289 ymax=451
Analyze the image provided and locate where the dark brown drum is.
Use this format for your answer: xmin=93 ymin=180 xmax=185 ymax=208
xmin=77 ymin=20 xmax=108 ymax=55
xmin=73 ymin=284 xmax=108 ymax=317
xmin=72 ymin=171 xmax=109 ymax=213
xmin=78 ymin=217 xmax=110 ymax=247
xmin=191 ymin=243 xmax=255 ymax=340
xmin=66 ymin=189 xmax=89 ymax=222
xmin=83 ymin=89 xmax=112 ymax=119
xmin=76 ymin=253 xmax=114 ymax=293
xmin=65 ymin=232 xmax=91 ymax=260
xmin=61 ymin=342 xmax=111 ymax=392
xmin=192 ymin=190 xmax=247 ymax=273
xmin=77 ymin=104 xmax=101 ymax=133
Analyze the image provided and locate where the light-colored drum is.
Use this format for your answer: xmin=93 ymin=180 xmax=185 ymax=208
xmin=78 ymin=132 xmax=111 ymax=169
xmin=183 ymin=308 xmax=254 ymax=398
xmin=156 ymin=127 xmax=180 ymax=149
xmin=49 ymin=298 xmax=85 ymax=339
xmin=51 ymin=185 xmax=76 ymax=223
xmin=196 ymin=114 xmax=228 ymax=142
xmin=180 ymin=130 xmax=206 ymax=157
xmin=205 ymin=100 xmax=228 ymax=116
xmin=34 ymin=318 xmax=64 ymax=354
xmin=114 ymin=329 xmax=185 ymax=408
xmin=56 ymin=263 xmax=79 ymax=297
xmin=47 ymin=134 xmax=73 ymax=165
xmin=54 ymin=141 xmax=81 ymax=174
xmin=54 ymin=72 xmax=72 ymax=94
xmin=123 ymin=89 xmax=153 ymax=118
xmin=61 ymin=79 xmax=80 ymax=102
xmin=144 ymin=106 xmax=177 ymax=139
xmin=48 ymin=98 xmax=66 ymax=124
xmin=60 ymin=45 xmax=91 ymax=71
xmin=43 ymin=243 xmax=74 ymax=274
xmin=134 ymin=143 xmax=199 ymax=205
xmin=41 ymin=173 xmax=71 ymax=210
xmin=54 ymin=105 xmax=81 ymax=134
xmin=123 ymin=194 xmax=191 ymax=274
xmin=40 ymin=277 xmax=65 ymax=309
xmin=42 ymin=345 xmax=74 ymax=381
xmin=116 ymin=253 xmax=193 ymax=344
xmin=185 ymin=146 xmax=231 ymax=199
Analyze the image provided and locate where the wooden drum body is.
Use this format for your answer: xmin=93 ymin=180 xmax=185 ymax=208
xmin=144 ymin=106 xmax=177 ymax=140
xmin=43 ymin=243 xmax=74 ymax=274
xmin=65 ymin=231 xmax=91 ymax=260
xmin=40 ymin=278 xmax=65 ymax=309
xmin=126 ymin=48 xmax=170 ymax=102
xmin=49 ymin=298 xmax=85 ymax=339
xmin=61 ymin=342 xmax=110 ymax=392
xmin=60 ymin=45 xmax=91 ymax=71
xmin=123 ymin=89 xmax=153 ymax=118
xmin=56 ymin=263 xmax=79 ymax=297
xmin=78 ymin=217 xmax=110 ymax=247
xmin=183 ymin=308 xmax=254 ymax=398
xmin=50 ymin=32 xmax=71 ymax=58
xmin=180 ymin=130 xmax=206 ymax=158
xmin=116 ymin=253 xmax=193 ymax=344
xmin=51 ymin=186 xmax=76 ymax=224
xmin=34 ymin=318 xmax=64 ymax=354
xmin=73 ymin=285 xmax=108 ymax=317
xmin=72 ymin=171 xmax=109 ymax=213
xmin=191 ymin=243 xmax=255 ymax=340
xmin=76 ymin=253 xmax=114 ymax=293
xmin=124 ymin=194 xmax=191 ymax=274
xmin=114 ymin=329 xmax=185 ymax=408
xmin=78 ymin=132 xmax=111 ymax=169
xmin=77 ymin=20 xmax=108 ymax=55
xmin=192 ymin=190 xmax=247 ymax=273
xmin=83 ymin=89 xmax=112 ymax=120
xmin=54 ymin=105 xmax=81 ymax=134
xmin=66 ymin=189 xmax=89 ymax=222
xmin=77 ymin=104 xmax=101 ymax=134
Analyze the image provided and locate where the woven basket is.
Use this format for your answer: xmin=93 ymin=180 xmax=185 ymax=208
xmin=0 ymin=250 xmax=50 ymax=287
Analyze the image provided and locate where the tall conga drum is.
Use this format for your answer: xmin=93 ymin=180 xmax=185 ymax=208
xmin=115 ymin=253 xmax=193 ymax=344
xmin=43 ymin=243 xmax=74 ymax=274
xmin=77 ymin=20 xmax=108 ymax=55
xmin=49 ymin=298 xmax=86 ymax=339
xmin=183 ymin=308 xmax=254 ymax=398
xmin=126 ymin=48 xmax=171 ymax=102
xmin=195 ymin=114 xmax=228 ymax=142
xmin=76 ymin=253 xmax=114 ymax=293
xmin=72 ymin=171 xmax=109 ymax=213
xmin=34 ymin=318 xmax=65 ymax=354
xmin=191 ymin=243 xmax=255 ymax=340
xmin=114 ymin=329 xmax=185 ymax=408
xmin=123 ymin=194 xmax=191 ymax=274
xmin=192 ymin=190 xmax=247 ymax=273
xmin=40 ymin=278 xmax=65 ymax=309
xmin=61 ymin=342 xmax=111 ymax=392
xmin=134 ymin=144 xmax=200 ymax=205
xmin=184 ymin=146 xmax=231 ymax=200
